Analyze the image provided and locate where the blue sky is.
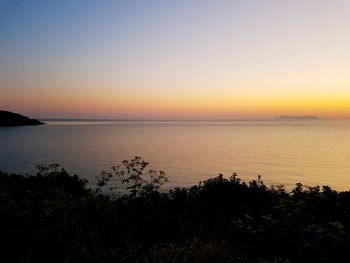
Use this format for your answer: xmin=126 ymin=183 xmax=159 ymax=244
xmin=1 ymin=0 xmax=349 ymax=118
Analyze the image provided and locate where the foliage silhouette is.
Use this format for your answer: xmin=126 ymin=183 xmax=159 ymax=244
xmin=1 ymin=157 xmax=350 ymax=262
xmin=96 ymin=156 xmax=168 ymax=197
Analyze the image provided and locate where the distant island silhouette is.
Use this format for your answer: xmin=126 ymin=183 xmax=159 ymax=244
xmin=276 ymin=115 xmax=321 ymax=121
xmin=0 ymin=110 xmax=45 ymax=126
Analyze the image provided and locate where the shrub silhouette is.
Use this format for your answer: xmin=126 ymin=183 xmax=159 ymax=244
xmin=1 ymin=157 xmax=350 ymax=262
xmin=96 ymin=156 xmax=168 ymax=197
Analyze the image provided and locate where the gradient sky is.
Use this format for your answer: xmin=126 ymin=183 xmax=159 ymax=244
xmin=1 ymin=0 xmax=349 ymax=119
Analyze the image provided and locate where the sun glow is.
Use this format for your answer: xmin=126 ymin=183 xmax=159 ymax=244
xmin=1 ymin=0 xmax=350 ymax=119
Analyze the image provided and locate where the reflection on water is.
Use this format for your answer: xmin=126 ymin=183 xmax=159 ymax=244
xmin=0 ymin=120 xmax=350 ymax=190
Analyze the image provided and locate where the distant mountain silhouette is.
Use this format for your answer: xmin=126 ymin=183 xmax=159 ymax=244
xmin=0 ymin=110 xmax=45 ymax=126
xmin=276 ymin=115 xmax=321 ymax=121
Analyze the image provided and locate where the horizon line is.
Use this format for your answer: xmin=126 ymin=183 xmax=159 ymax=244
xmin=39 ymin=117 xmax=326 ymax=122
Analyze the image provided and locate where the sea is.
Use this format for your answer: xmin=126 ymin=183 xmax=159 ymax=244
xmin=1 ymin=120 xmax=350 ymax=190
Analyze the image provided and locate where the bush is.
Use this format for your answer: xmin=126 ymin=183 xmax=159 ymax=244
xmin=1 ymin=157 xmax=350 ymax=262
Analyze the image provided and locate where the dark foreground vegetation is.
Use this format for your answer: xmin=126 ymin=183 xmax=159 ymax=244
xmin=1 ymin=157 xmax=350 ymax=263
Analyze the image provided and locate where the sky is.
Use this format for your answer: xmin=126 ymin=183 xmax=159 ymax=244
xmin=1 ymin=0 xmax=350 ymax=119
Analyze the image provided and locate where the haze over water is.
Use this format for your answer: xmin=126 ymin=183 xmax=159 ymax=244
xmin=1 ymin=120 xmax=350 ymax=190
xmin=1 ymin=1 xmax=350 ymax=191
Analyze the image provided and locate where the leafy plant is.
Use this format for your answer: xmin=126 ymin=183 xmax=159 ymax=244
xmin=95 ymin=156 xmax=168 ymax=197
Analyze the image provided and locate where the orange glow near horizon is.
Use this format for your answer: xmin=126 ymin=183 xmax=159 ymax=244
xmin=1 ymin=1 xmax=350 ymax=119
xmin=2 ymin=89 xmax=350 ymax=119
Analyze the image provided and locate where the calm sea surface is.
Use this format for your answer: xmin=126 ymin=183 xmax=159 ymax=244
xmin=1 ymin=120 xmax=350 ymax=190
